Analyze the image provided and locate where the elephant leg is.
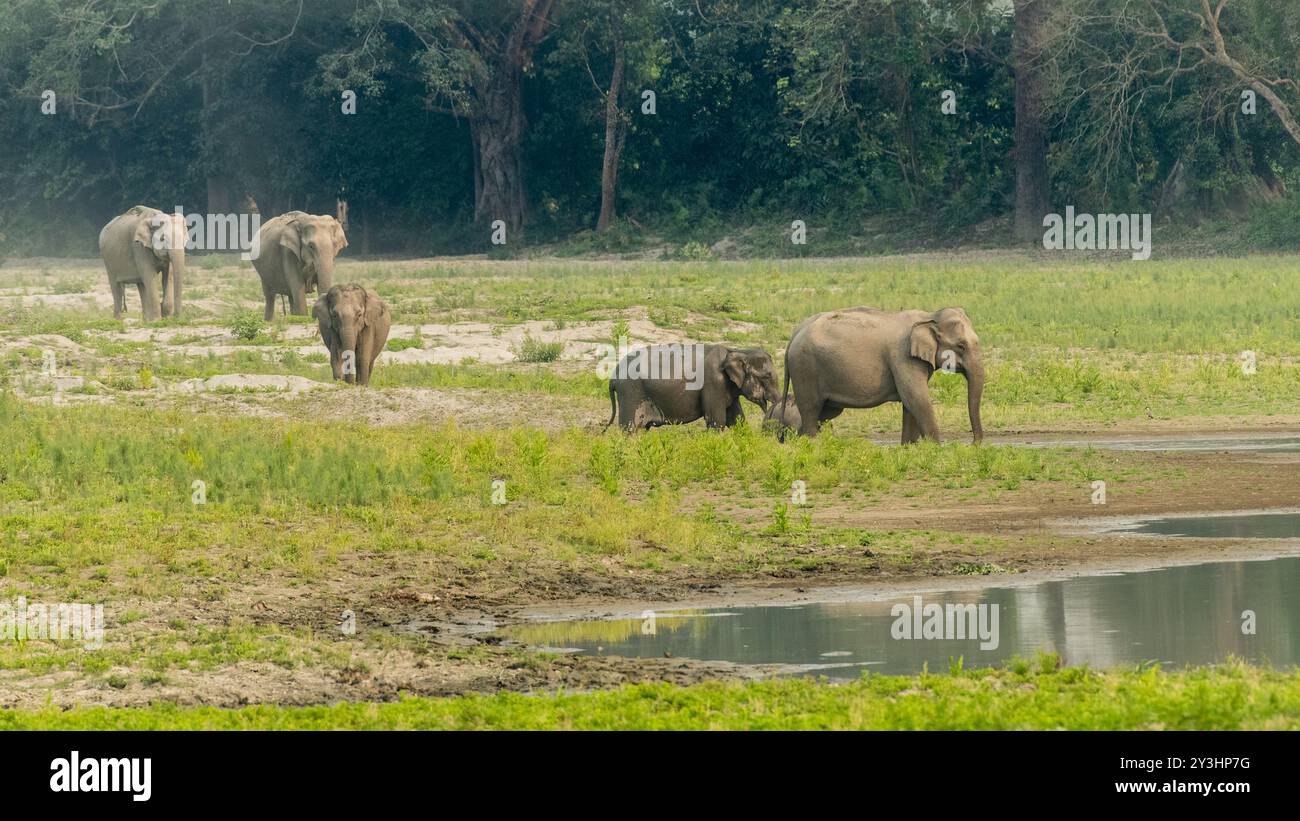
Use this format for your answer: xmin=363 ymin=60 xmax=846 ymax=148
xmin=159 ymin=263 xmax=173 ymax=318
xmin=111 ymin=281 xmax=126 ymax=319
xmin=130 ymin=243 xmax=162 ymax=321
xmin=795 ymin=394 xmax=823 ymax=438
xmin=356 ymin=334 xmax=373 ymax=387
xmin=724 ymin=397 xmax=743 ymax=428
xmin=134 ymin=281 xmax=157 ymax=322
xmin=616 ymin=386 xmax=640 ymax=432
xmin=901 ymin=406 xmax=920 ymax=444
xmin=702 ymin=390 xmax=733 ymax=429
xmin=263 ymin=286 xmax=277 ymax=322
xmin=897 ymin=377 xmax=941 ymax=442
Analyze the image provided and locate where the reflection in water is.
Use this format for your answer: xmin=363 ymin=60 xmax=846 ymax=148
xmin=1020 ymin=435 xmax=1300 ymax=452
xmin=499 ymin=557 xmax=1300 ymax=678
xmin=1116 ymin=512 xmax=1300 ymax=539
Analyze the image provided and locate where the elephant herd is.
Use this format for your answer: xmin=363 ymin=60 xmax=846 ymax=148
xmin=98 ymin=205 xmax=388 ymax=385
xmin=97 ymin=205 xmax=983 ymax=439
xmin=608 ymin=306 xmax=984 ymax=444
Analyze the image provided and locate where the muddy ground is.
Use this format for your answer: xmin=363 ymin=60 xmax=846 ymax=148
xmin=3 ymin=437 xmax=1296 ymax=710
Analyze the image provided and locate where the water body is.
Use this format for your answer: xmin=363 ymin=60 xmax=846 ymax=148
xmin=1109 ymin=512 xmax=1300 ymax=539
xmin=1018 ymin=434 xmax=1300 ymax=453
xmin=501 ymin=552 xmax=1300 ymax=678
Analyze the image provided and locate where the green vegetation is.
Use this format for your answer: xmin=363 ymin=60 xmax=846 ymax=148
xmin=0 ymin=254 xmax=1293 ymax=718
xmin=4 ymin=659 xmax=1297 ymax=730
xmin=515 ymin=333 xmax=564 ymax=363
xmin=227 ymin=310 xmax=265 ymax=341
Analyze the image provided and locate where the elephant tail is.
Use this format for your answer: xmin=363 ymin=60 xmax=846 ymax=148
xmin=778 ymin=351 xmax=792 ymax=443
xmin=604 ymin=382 xmax=618 ymax=430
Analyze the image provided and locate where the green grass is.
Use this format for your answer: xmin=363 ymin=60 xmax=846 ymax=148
xmin=5 ymin=658 xmax=1298 ymax=729
xmin=4 ymin=253 xmax=1297 ymax=427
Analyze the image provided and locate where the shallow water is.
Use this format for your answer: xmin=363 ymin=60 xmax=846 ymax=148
xmin=1021 ymin=434 xmax=1300 ymax=452
xmin=1112 ymin=512 xmax=1300 ymax=539
xmin=500 ymin=554 xmax=1300 ymax=677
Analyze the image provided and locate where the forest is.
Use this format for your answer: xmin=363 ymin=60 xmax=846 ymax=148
xmin=1 ymin=0 xmax=1298 ymax=257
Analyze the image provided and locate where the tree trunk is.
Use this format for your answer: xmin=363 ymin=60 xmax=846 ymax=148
xmin=596 ymin=35 xmax=627 ymax=233
xmin=200 ymin=67 xmax=234 ymax=216
xmin=471 ymin=67 xmax=528 ymax=235
xmin=1012 ymin=0 xmax=1051 ymax=242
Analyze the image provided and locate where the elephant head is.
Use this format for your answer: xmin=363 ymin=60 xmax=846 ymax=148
xmin=723 ymin=347 xmax=780 ymax=411
xmin=141 ymin=209 xmax=187 ymax=316
xmin=763 ymin=396 xmax=801 ymax=435
xmin=314 ymin=283 xmax=382 ymax=384
xmin=280 ymin=213 xmax=347 ymax=294
xmin=908 ymin=307 xmax=984 ymax=442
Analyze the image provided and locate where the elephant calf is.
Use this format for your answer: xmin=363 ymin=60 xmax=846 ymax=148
xmin=762 ymin=397 xmax=802 ymax=436
xmin=313 ymin=284 xmax=391 ymax=386
xmin=605 ymin=343 xmax=780 ymax=432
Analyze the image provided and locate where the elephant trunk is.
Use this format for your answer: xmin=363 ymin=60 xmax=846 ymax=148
xmin=340 ymin=326 xmax=358 ymax=384
xmin=168 ymin=244 xmax=185 ymax=316
xmin=315 ymin=255 xmax=335 ymax=294
xmin=964 ymin=360 xmax=984 ymax=443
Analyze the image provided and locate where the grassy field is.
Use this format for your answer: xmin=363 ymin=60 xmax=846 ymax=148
xmin=1 ymin=251 xmax=1297 ymax=722
xmin=5 ymin=658 xmax=1298 ymax=730
xmin=4 ymin=252 xmax=1298 ymax=429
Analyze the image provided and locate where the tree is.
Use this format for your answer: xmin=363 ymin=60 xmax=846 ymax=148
xmin=325 ymin=1 xmax=557 ymax=235
xmin=1013 ymin=0 xmax=1052 ymax=242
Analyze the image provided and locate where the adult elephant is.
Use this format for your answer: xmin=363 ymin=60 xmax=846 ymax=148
xmin=98 ymin=206 xmax=187 ymax=321
xmin=605 ymin=344 xmax=780 ymax=432
xmin=252 ymin=211 xmax=348 ymax=320
xmin=313 ymin=284 xmax=391 ymax=386
xmin=781 ymin=307 xmax=984 ymax=443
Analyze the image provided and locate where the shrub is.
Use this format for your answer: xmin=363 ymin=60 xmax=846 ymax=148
xmin=516 ymin=333 xmax=563 ymax=363
xmin=228 ymin=310 xmax=263 ymax=341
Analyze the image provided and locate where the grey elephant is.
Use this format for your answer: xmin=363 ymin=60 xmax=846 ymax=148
xmin=781 ymin=307 xmax=984 ymax=443
xmin=98 ymin=206 xmax=187 ymax=321
xmin=313 ymin=284 xmax=391 ymax=386
xmin=604 ymin=344 xmax=780 ymax=432
xmin=252 ymin=211 xmax=348 ymax=320
xmin=762 ymin=396 xmax=802 ymax=435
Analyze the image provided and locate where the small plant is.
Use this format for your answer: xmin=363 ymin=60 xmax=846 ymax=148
xmin=138 ymin=365 xmax=154 ymax=390
xmin=610 ymin=316 xmax=630 ymax=350
xmin=228 ymin=310 xmax=263 ymax=341
xmin=678 ymin=240 xmax=713 ymax=260
xmin=516 ymin=333 xmax=563 ymax=363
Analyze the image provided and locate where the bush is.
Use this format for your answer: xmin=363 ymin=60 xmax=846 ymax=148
xmin=228 ymin=310 xmax=264 ymax=341
xmin=1244 ymin=196 xmax=1300 ymax=249
xmin=516 ymin=333 xmax=563 ymax=363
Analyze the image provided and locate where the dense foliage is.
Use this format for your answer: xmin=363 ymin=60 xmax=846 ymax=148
xmin=1 ymin=0 xmax=1298 ymax=255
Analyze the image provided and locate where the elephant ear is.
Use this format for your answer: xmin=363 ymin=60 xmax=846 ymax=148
xmin=277 ymin=216 xmax=304 ymax=259
xmin=722 ymin=349 xmax=748 ymax=388
xmin=362 ymin=288 xmax=387 ymax=328
xmin=328 ymin=217 xmax=349 ymax=255
xmin=313 ymin=292 xmax=338 ymax=350
xmin=909 ymin=320 xmax=940 ymax=368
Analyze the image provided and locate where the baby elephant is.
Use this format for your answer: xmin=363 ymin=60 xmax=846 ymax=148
xmin=313 ymin=284 xmax=391 ymax=386
xmin=763 ymin=396 xmax=802 ymax=436
xmin=605 ymin=343 xmax=780 ymax=432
